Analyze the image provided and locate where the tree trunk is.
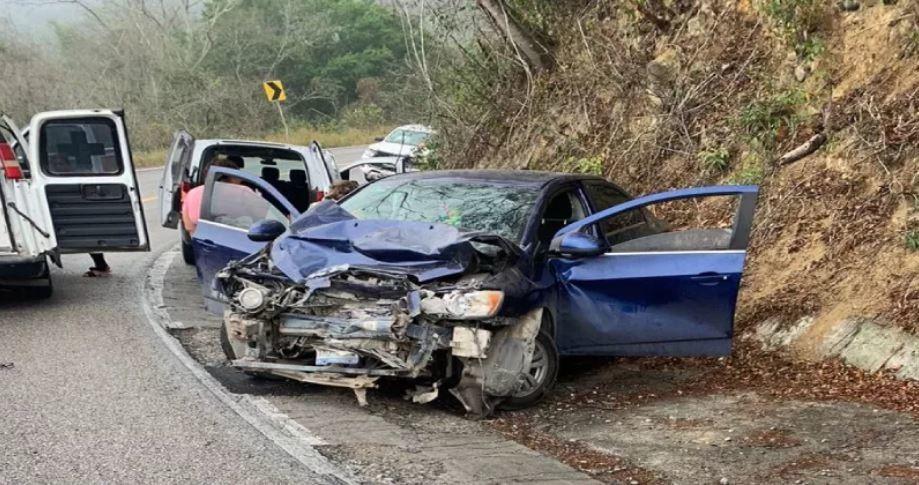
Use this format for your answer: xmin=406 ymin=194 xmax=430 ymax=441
xmin=476 ymin=0 xmax=551 ymax=72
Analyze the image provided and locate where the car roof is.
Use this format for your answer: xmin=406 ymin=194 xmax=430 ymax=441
xmin=390 ymin=124 xmax=433 ymax=134
xmin=379 ymin=169 xmax=604 ymax=189
xmin=196 ymin=139 xmax=299 ymax=150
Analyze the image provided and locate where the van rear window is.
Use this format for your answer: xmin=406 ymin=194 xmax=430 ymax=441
xmin=40 ymin=118 xmax=123 ymax=176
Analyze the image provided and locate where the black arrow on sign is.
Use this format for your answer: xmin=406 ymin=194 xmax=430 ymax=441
xmin=266 ymin=81 xmax=283 ymax=101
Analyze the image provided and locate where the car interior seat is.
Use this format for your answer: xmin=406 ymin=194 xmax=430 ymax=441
xmin=288 ymin=169 xmax=312 ymax=212
xmin=538 ymin=193 xmax=575 ymax=246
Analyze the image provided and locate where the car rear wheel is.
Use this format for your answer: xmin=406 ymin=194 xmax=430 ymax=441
xmin=500 ymin=330 xmax=559 ymax=410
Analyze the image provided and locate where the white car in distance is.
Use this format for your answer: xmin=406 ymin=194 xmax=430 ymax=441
xmin=361 ymin=124 xmax=433 ymax=159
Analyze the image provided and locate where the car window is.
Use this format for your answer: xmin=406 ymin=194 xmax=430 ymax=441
xmin=199 ymin=146 xmax=312 ymax=212
xmin=167 ymin=136 xmax=191 ymax=186
xmin=605 ymin=195 xmax=739 ymax=252
xmin=584 ymin=181 xmax=648 ymax=245
xmin=340 ymin=178 xmax=538 ymax=242
xmin=383 ymin=129 xmax=430 ymax=146
xmin=204 ymin=175 xmax=288 ymax=230
xmin=537 ymin=189 xmax=588 ymax=246
xmin=40 ymin=118 xmax=122 ymax=176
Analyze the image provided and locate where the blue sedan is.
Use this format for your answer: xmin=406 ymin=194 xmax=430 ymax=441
xmin=192 ymin=169 xmax=757 ymax=414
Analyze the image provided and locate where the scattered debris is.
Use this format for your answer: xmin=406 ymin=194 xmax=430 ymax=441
xmin=0 ymin=362 xmax=13 ymax=369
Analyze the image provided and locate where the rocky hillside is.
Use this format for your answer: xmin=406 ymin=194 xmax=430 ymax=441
xmin=434 ymin=0 xmax=918 ymax=337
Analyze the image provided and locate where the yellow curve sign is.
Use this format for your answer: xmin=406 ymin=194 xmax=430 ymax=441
xmin=262 ymin=80 xmax=286 ymax=102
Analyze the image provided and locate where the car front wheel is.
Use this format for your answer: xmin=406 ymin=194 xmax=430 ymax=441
xmin=180 ymin=225 xmax=195 ymax=265
xmin=500 ymin=330 xmax=559 ymax=410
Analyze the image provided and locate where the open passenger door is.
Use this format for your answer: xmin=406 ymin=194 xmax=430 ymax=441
xmin=549 ymin=185 xmax=758 ymax=357
xmin=29 ymin=110 xmax=149 ymax=253
xmin=191 ymin=167 xmax=299 ymax=312
xmin=158 ymin=129 xmax=194 ymax=228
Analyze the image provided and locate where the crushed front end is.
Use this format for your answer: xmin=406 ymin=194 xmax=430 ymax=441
xmin=216 ymin=250 xmax=541 ymax=416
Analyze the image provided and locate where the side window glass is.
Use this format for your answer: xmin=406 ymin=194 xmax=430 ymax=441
xmin=538 ymin=190 xmax=588 ymax=245
xmin=204 ymin=174 xmax=288 ymax=230
xmin=607 ymin=195 xmax=739 ymax=252
xmin=584 ymin=182 xmax=646 ymax=245
xmin=40 ymin=118 xmax=123 ymax=176
xmin=12 ymin=142 xmax=30 ymax=177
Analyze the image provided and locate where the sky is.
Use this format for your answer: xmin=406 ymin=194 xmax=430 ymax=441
xmin=0 ymin=0 xmax=91 ymax=36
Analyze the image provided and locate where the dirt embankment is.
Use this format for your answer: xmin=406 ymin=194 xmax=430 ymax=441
xmin=444 ymin=1 xmax=918 ymax=340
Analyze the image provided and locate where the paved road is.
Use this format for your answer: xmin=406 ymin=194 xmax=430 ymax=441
xmin=0 ymin=146 xmax=363 ymax=482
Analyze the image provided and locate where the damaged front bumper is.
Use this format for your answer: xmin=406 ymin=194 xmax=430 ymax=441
xmin=218 ymin=256 xmax=541 ymax=415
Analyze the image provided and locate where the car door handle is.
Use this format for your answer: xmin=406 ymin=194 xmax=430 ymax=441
xmin=691 ymin=273 xmax=727 ymax=286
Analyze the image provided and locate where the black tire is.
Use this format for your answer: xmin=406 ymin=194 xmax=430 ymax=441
xmin=499 ymin=330 xmax=560 ymax=410
xmin=180 ymin=226 xmax=195 ymax=265
xmin=28 ymin=278 xmax=53 ymax=300
xmin=27 ymin=263 xmax=53 ymax=299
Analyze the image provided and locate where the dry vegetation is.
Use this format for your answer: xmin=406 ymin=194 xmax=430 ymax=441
xmin=420 ymin=0 xmax=918 ymax=335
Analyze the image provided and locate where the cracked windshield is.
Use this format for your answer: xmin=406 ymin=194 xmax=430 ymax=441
xmin=340 ymin=178 xmax=538 ymax=241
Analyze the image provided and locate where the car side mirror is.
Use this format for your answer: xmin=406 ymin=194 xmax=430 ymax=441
xmin=247 ymin=219 xmax=286 ymax=242
xmin=374 ymin=136 xmax=384 ymax=142
xmin=549 ymin=232 xmax=604 ymax=257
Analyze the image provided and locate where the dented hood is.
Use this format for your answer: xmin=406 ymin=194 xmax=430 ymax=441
xmin=270 ymin=201 xmax=517 ymax=283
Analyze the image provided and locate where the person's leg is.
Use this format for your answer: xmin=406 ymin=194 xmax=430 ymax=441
xmin=85 ymin=253 xmax=111 ymax=277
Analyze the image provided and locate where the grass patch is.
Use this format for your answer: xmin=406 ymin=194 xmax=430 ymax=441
xmin=740 ymin=88 xmax=808 ymax=147
xmin=906 ymin=229 xmax=919 ymax=251
xmin=134 ymin=148 xmax=167 ymax=168
xmin=264 ymin=124 xmax=395 ymax=148
xmin=731 ymin=150 xmax=767 ymax=185
xmin=698 ymin=146 xmax=731 ymax=172
xmin=758 ymin=0 xmax=825 ymax=59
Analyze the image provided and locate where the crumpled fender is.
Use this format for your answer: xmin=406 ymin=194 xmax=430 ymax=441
xmin=450 ymin=307 xmax=543 ymax=416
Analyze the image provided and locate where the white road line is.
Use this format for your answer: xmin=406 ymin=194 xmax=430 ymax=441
xmin=140 ymin=246 xmax=354 ymax=484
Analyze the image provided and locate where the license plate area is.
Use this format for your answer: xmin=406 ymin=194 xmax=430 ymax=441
xmin=315 ymin=349 xmax=360 ymax=366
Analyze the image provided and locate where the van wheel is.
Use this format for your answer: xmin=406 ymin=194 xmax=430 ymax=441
xmin=499 ymin=330 xmax=559 ymax=410
xmin=180 ymin=226 xmax=195 ymax=265
xmin=27 ymin=263 xmax=53 ymax=299
xmin=29 ymin=278 xmax=53 ymax=299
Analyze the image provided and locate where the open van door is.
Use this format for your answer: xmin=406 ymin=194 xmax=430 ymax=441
xmin=0 ymin=115 xmax=57 ymax=258
xmin=29 ymin=110 xmax=149 ymax=253
xmin=159 ymin=130 xmax=194 ymax=229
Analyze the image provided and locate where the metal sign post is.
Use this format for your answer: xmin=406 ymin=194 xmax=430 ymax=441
xmin=262 ymin=80 xmax=289 ymax=142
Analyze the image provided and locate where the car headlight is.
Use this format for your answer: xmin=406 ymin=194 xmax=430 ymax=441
xmin=361 ymin=149 xmax=378 ymax=159
xmin=237 ymin=287 xmax=266 ymax=312
xmin=439 ymin=290 xmax=504 ymax=319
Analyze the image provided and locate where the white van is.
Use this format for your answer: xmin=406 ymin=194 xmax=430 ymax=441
xmin=157 ymin=131 xmax=338 ymax=264
xmin=0 ymin=110 xmax=149 ymax=297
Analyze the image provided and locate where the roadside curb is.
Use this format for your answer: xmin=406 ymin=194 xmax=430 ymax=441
xmin=140 ymin=245 xmax=355 ymax=484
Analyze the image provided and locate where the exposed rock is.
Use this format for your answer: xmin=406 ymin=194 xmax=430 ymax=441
xmin=794 ymin=64 xmax=810 ymax=82
xmin=838 ymin=0 xmax=860 ymax=11
xmin=647 ymin=48 xmax=679 ymax=86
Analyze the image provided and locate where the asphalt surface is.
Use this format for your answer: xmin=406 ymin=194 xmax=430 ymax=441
xmin=0 ymin=146 xmax=363 ymax=482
